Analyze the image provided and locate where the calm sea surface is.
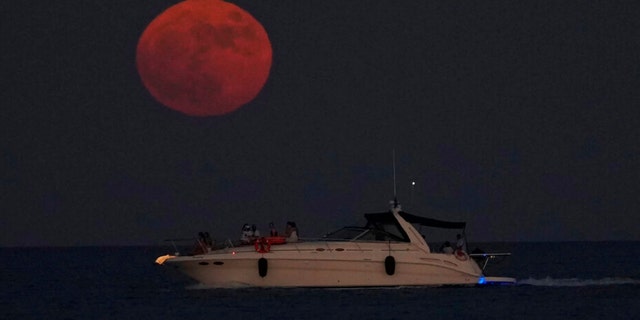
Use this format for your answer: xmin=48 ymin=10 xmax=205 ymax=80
xmin=2 ymin=242 xmax=639 ymax=320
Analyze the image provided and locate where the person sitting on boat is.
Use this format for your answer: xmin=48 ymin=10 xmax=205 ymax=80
xmin=456 ymin=234 xmax=466 ymax=252
xmin=439 ymin=241 xmax=454 ymax=254
xmin=201 ymin=232 xmax=213 ymax=251
xmin=250 ymin=224 xmax=261 ymax=242
xmin=194 ymin=232 xmax=208 ymax=254
xmin=240 ymin=223 xmax=253 ymax=245
xmin=269 ymin=222 xmax=278 ymax=236
xmin=285 ymin=221 xmax=299 ymax=243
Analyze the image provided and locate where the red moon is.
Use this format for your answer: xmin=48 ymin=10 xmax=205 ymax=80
xmin=136 ymin=0 xmax=272 ymax=116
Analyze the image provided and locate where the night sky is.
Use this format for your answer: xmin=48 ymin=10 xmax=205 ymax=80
xmin=3 ymin=1 xmax=639 ymax=246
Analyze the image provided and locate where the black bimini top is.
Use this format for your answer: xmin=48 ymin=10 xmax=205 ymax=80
xmin=362 ymin=211 xmax=466 ymax=242
xmin=364 ymin=211 xmax=466 ymax=230
xmin=323 ymin=211 xmax=467 ymax=243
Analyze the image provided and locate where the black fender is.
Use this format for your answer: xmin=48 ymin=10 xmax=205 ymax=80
xmin=384 ymin=256 xmax=395 ymax=275
xmin=258 ymin=257 xmax=268 ymax=277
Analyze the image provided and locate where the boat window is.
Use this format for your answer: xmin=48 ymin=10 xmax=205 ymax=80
xmin=355 ymin=229 xmax=404 ymax=242
xmin=374 ymin=223 xmax=406 ymax=241
xmin=323 ymin=227 xmax=368 ymax=240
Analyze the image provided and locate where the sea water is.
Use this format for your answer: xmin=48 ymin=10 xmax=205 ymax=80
xmin=2 ymin=242 xmax=639 ymax=320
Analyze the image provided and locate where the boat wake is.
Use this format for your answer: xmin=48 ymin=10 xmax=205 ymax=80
xmin=517 ymin=277 xmax=640 ymax=287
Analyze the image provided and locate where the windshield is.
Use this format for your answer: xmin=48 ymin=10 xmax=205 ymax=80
xmin=323 ymin=227 xmax=404 ymax=242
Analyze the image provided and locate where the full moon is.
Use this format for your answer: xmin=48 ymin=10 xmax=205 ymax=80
xmin=136 ymin=0 xmax=272 ymax=116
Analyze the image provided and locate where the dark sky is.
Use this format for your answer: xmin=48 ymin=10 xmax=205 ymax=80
xmin=3 ymin=0 xmax=639 ymax=246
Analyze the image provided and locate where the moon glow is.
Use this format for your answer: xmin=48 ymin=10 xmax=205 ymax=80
xmin=136 ymin=0 xmax=272 ymax=116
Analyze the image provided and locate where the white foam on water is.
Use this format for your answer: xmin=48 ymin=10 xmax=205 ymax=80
xmin=518 ymin=277 xmax=640 ymax=287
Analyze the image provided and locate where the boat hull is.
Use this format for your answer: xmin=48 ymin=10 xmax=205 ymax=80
xmin=161 ymin=242 xmax=488 ymax=288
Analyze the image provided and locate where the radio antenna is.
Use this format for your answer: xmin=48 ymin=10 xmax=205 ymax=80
xmin=392 ymin=149 xmax=398 ymax=209
xmin=393 ymin=149 xmax=397 ymax=198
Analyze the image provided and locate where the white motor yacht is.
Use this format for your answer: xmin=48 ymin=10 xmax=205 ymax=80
xmin=155 ymin=202 xmax=515 ymax=288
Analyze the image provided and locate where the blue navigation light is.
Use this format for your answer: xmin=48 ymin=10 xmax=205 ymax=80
xmin=478 ymin=276 xmax=486 ymax=285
